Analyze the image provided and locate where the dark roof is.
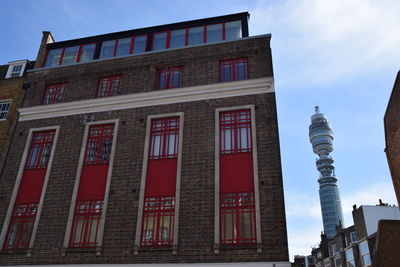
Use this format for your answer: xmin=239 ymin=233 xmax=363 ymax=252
xmin=48 ymin=12 xmax=249 ymax=49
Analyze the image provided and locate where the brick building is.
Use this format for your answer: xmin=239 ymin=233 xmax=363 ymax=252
xmin=311 ymin=202 xmax=400 ymax=267
xmin=384 ymin=71 xmax=400 ymax=206
xmin=0 ymin=13 xmax=290 ymax=266
xmin=0 ymin=60 xmax=32 ymax=177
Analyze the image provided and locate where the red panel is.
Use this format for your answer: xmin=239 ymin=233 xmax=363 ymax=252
xmin=220 ymin=152 xmax=254 ymax=193
xmin=15 ymin=169 xmax=46 ymax=204
xmin=145 ymin=159 xmax=177 ymax=196
xmin=77 ymin=165 xmax=108 ymax=201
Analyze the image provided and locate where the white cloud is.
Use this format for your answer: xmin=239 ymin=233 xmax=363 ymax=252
xmin=286 ymin=191 xmax=321 ymax=219
xmin=249 ymin=0 xmax=400 ymax=86
xmin=341 ymin=182 xmax=397 ymax=225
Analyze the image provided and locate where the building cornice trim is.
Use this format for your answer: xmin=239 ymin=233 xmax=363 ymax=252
xmin=19 ymin=77 xmax=274 ymax=121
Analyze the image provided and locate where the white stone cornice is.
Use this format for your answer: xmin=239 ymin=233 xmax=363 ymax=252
xmin=19 ymin=77 xmax=274 ymax=121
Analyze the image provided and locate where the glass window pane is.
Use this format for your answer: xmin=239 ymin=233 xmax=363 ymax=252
xmin=206 ymin=24 xmax=223 ymax=43
xmin=225 ymin=21 xmax=242 ymax=40
xmin=170 ymin=70 xmax=182 ymax=88
xmin=188 ymin=26 xmax=204 ymax=45
xmin=45 ymin=49 xmax=62 ymax=67
xmin=62 ymin=46 xmax=79 ymax=65
xmin=133 ymin=35 xmax=147 ymax=54
xmin=170 ymin=29 xmax=186 ymax=48
xmin=158 ymin=71 xmax=167 ymax=89
xmin=168 ymin=134 xmax=176 ymax=155
xmin=153 ymin=32 xmax=167 ymax=51
xmin=116 ymin=38 xmax=131 ymax=57
xmin=80 ymin=44 xmax=95 ymax=63
xmin=236 ymin=62 xmax=247 ymax=80
xmin=221 ymin=63 xmax=232 ymax=82
xmin=100 ymin=40 xmax=115 ymax=59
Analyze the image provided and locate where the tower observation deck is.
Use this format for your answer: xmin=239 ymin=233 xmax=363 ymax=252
xmin=309 ymin=107 xmax=344 ymax=238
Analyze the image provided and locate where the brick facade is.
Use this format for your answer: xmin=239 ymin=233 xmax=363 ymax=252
xmin=384 ymin=71 xmax=400 ymax=206
xmin=0 ymin=66 xmax=25 ymax=177
xmin=0 ymin=14 xmax=289 ymax=266
xmin=24 ymin=37 xmax=272 ymax=107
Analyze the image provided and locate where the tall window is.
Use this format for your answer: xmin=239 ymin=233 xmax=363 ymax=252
xmin=3 ymin=130 xmax=56 ymax=249
xmin=0 ymin=101 xmax=11 ymax=120
xmin=156 ymin=67 xmax=182 ymax=90
xmin=220 ymin=58 xmax=248 ymax=82
xmin=345 ymin=248 xmax=355 ymax=267
xmin=359 ymin=241 xmax=371 ymax=266
xmin=42 ymin=82 xmax=67 ymax=105
xmin=219 ymin=110 xmax=256 ymax=245
xmin=69 ymin=124 xmax=115 ymax=248
xmin=97 ymin=75 xmax=122 ymax=97
xmin=140 ymin=117 xmax=180 ymax=247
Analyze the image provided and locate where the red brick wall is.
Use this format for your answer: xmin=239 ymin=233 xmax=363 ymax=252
xmin=384 ymin=71 xmax=400 ymax=206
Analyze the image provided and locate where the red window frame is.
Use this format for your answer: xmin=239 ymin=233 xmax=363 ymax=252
xmin=220 ymin=192 xmax=256 ymax=245
xmin=42 ymin=82 xmax=67 ymax=105
xmin=69 ymin=124 xmax=115 ymax=248
xmin=83 ymin=124 xmax=115 ymax=165
xmin=220 ymin=58 xmax=248 ymax=82
xmin=3 ymin=130 xmax=56 ymax=250
xmin=155 ymin=67 xmax=183 ymax=90
xmin=141 ymin=196 xmax=175 ymax=247
xmin=3 ymin=204 xmax=38 ymax=250
xmin=69 ymin=200 xmax=103 ymax=248
xmin=140 ymin=117 xmax=180 ymax=247
xmin=25 ymin=130 xmax=56 ymax=169
xmin=149 ymin=117 xmax=180 ymax=159
xmin=151 ymin=21 xmax=240 ymax=50
xmin=96 ymin=75 xmax=122 ymax=97
xmin=100 ymin=35 xmax=148 ymax=58
xmin=220 ymin=109 xmax=252 ymax=154
xmin=45 ymin=43 xmax=96 ymax=67
xmin=219 ymin=109 xmax=256 ymax=245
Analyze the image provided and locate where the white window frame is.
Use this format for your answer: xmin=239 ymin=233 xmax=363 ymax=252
xmin=214 ymin=105 xmax=262 ymax=253
xmin=359 ymin=240 xmax=372 ymax=266
xmin=334 ymin=254 xmax=342 ymax=267
xmin=350 ymin=231 xmax=357 ymax=243
xmin=134 ymin=112 xmax=184 ymax=255
xmin=0 ymin=126 xmax=60 ymax=256
xmin=5 ymin=60 xmax=28 ymax=78
xmin=0 ymin=100 xmax=11 ymax=121
xmin=345 ymin=248 xmax=355 ymax=267
xmin=62 ymin=119 xmax=119 ymax=254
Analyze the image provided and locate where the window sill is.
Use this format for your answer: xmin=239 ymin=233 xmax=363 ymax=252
xmin=61 ymin=246 xmax=101 ymax=256
xmin=133 ymin=245 xmax=177 ymax=255
xmin=214 ymin=243 xmax=262 ymax=254
xmin=0 ymin=248 xmax=31 ymax=256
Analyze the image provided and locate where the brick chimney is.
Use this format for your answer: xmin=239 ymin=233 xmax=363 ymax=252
xmin=35 ymin=31 xmax=55 ymax=68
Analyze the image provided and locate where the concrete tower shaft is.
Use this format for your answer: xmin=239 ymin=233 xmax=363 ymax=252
xmin=309 ymin=107 xmax=344 ymax=238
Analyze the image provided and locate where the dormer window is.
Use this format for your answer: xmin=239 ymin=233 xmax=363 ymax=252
xmin=5 ymin=60 xmax=28 ymax=78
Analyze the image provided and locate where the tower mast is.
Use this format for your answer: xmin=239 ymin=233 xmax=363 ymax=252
xmin=309 ymin=107 xmax=344 ymax=238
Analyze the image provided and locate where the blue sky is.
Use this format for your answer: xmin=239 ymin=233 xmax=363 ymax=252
xmin=1 ymin=0 xmax=399 ymax=260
